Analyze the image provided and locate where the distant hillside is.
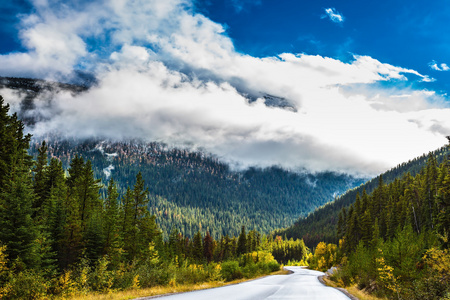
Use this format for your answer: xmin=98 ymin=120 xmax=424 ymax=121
xmin=1 ymin=76 xmax=365 ymax=239
xmin=276 ymin=146 xmax=449 ymax=247
xmin=29 ymin=138 xmax=364 ymax=239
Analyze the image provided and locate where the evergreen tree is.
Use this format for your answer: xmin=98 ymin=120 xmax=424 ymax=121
xmin=0 ymin=154 xmax=37 ymax=268
xmin=203 ymin=231 xmax=214 ymax=263
xmin=66 ymin=155 xmax=84 ymax=193
xmin=121 ymin=173 xmax=158 ymax=261
xmin=75 ymin=160 xmax=102 ymax=232
xmin=436 ymin=162 xmax=450 ymax=238
xmin=192 ymin=231 xmax=203 ymax=263
xmin=344 ymin=205 xmax=356 ymax=253
xmin=168 ymin=228 xmax=183 ymax=262
xmin=84 ymin=212 xmax=105 ymax=263
xmin=370 ymin=217 xmax=380 ymax=249
xmin=103 ymin=178 xmax=120 ymax=256
xmin=121 ymin=187 xmax=134 ymax=260
xmin=337 ymin=207 xmax=346 ymax=239
xmin=237 ymin=226 xmax=247 ymax=256
xmin=0 ymin=96 xmax=32 ymax=195
xmin=0 ymin=96 xmax=36 ymax=268
xmin=360 ymin=210 xmax=373 ymax=247
xmin=45 ymin=158 xmax=68 ymax=270
xmin=32 ymin=141 xmax=49 ymax=216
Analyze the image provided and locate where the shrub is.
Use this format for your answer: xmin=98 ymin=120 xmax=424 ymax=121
xmin=2 ymin=270 xmax=48 ymax=300
xmin=172 ymin=263 xmax=209 ymax=284
xmin=241 ymin=262 xmax=258 ymax=278
xmin=220 ymin=261 xmax=242 ymax=281
xmin=53 ymin=270 xmax=78 ymax=298
xmin=267 ymin=261 xmax=280 ymax=273
xmin=89 ymin=256 xmax=114 ymax=293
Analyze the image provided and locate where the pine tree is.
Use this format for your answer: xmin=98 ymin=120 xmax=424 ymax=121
xmin=75 ymin=160 xmax=102 ymax=232
xmin=360 ymin=210 xmax=373 ymax=248
xmin=203 ymin=231 xmax=214 ymax=263
xmin=66 ymin=155 xmax=84 ymax=193
xmin=121 ymin=187 xmax=134 ymax=261
xmin=371 ymin=218 xmax=380 ymax=249
xmin=120 ymin=173 xmax=158 ymax=261
xmin=0 ymin=154 xmax=37 ymax=268
xmin=33 ymin=141 xmax=49 ymax=216
xmin=168 ymin=228 xmax=183 ymax=262
xmin=131 ymin=172 xmax=150 ymax=259
xmin=45 ymin=158 xmax=68 ymax=271
xmin=59 ymin=194 xmax=83 ymax=269
xmin=34 ymin=157 xmax=65 ymax=277
xmin=0 ymin=96 xmax=32 ymax=195
xmin=192 ymin=231 xmax=203 ymax=263
xmin=132 ymin=172 xmax=149 ymax=223
xmin=84 ymin=212 xmax=105 ymax=263
xmin=103 ymin=178 xmax=120 ymax=256
xmin=337 ymin=207 xmax=346 ymax=239
xmin=436 ymin=164 xmax=450 ymax=237
xmin=137 ymin=213 xmax=160 ymax=259
xmin=344 ymin=205 xmax=356 ymax=253
xmin=0 ymin=96 xmax=36 ymax=268
xmin=237 ymin=226 xmax=247 ymax=256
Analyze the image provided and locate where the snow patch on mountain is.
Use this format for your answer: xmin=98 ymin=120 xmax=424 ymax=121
xmin=103 ymin=164 xmax=114 ymax=179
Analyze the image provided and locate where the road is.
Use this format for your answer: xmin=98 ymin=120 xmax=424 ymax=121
xmin=152 ymin=266 xmax=351 ymax=300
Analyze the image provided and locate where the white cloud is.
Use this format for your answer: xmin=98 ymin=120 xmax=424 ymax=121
xmin=322 ymin=8 xmax=345 ymax=23
xmin=429 ymin=60 xmax=450 ymax=71
xmin=0 ymin=0 xmax=448 ymax=177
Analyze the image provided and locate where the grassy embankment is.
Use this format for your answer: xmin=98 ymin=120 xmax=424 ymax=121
xmin=321 ymin=276 xmax=387 ymax=300
xmin=68 ymin=269 xmax=290 ymax=300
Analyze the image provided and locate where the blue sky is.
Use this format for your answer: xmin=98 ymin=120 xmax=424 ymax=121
xmin=195 ymin=0 xmax=450 ymax=94
xmin=0 ymin=0 xmax=449 ymax=176
xmin=2 ymin=0 xmax=450 ymax=92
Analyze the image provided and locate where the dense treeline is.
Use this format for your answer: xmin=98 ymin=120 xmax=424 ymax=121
xmin=27 ymin=137 xmax=363 ymax=239
xmin=307 ymin=145 xmax=450 ymax=299
xmin=278 ymin=146 xmax=449 ymax=247
xmin=0 ymin=96 xmax=309 ymax=299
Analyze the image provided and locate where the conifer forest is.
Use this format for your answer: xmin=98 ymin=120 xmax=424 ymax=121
xmin=283 ymin=140 xmax=450 ymax=299
xmin=0 ymin=96 xmax=308 ymax=299
xmin=1 ymin=92 xmax=449 ymax=299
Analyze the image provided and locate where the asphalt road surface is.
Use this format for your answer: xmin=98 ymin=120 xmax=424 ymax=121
xmin=153 ymin=266 xmax=350 ymax=300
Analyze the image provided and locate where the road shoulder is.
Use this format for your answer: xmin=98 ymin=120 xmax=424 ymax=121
xmin=318 ymin=275 xmax=359 ymax=300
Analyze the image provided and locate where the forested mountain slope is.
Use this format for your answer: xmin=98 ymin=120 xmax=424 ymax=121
xmin=277 ymin=146 xmax=449 ymax=247
xmin=0 ymin=95 xmax=309 ymax=299
xmin=305 ymin=140 xmax=450 ymax=299
xmin=1 ymin=76 xmax=365 ymax=239
xmin=28 ymin=138 xmax=364 ymax=239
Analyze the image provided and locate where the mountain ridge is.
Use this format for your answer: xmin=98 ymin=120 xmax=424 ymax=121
xmin=1 ymin=76 xmax=367 ymax=238
xmin=276 ymin=145 xmax=449 ymax=247
xmin=28 ymin=137 xmax=365 ymax=238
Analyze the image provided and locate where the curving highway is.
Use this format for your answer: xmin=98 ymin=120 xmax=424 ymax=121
xmin=151 ymin=266 xmax=350 ymax=300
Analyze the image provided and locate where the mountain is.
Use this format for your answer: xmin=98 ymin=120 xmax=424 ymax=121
xmin=0 ymin=76 xmax=367 ymax=238
xmin=28 ymin=137 xmax=364 ymax=239
xmin=277 ymin=145 xmax=449 ymax=247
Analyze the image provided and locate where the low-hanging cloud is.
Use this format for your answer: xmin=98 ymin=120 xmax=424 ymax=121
xmin=1 ymin=0 xmax=449 ymax=177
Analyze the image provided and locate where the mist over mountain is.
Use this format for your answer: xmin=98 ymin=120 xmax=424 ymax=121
xmin=1 ymin=0 xmax=448 ymax=178
xmin=1 ymin=2 xmax=449 ymax=298
xmin=0 ymin=76 xmax=369 ymax=237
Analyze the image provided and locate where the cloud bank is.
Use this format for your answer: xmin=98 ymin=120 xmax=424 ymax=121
xmin=0 ymin=0 xmax=449 ymax=177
